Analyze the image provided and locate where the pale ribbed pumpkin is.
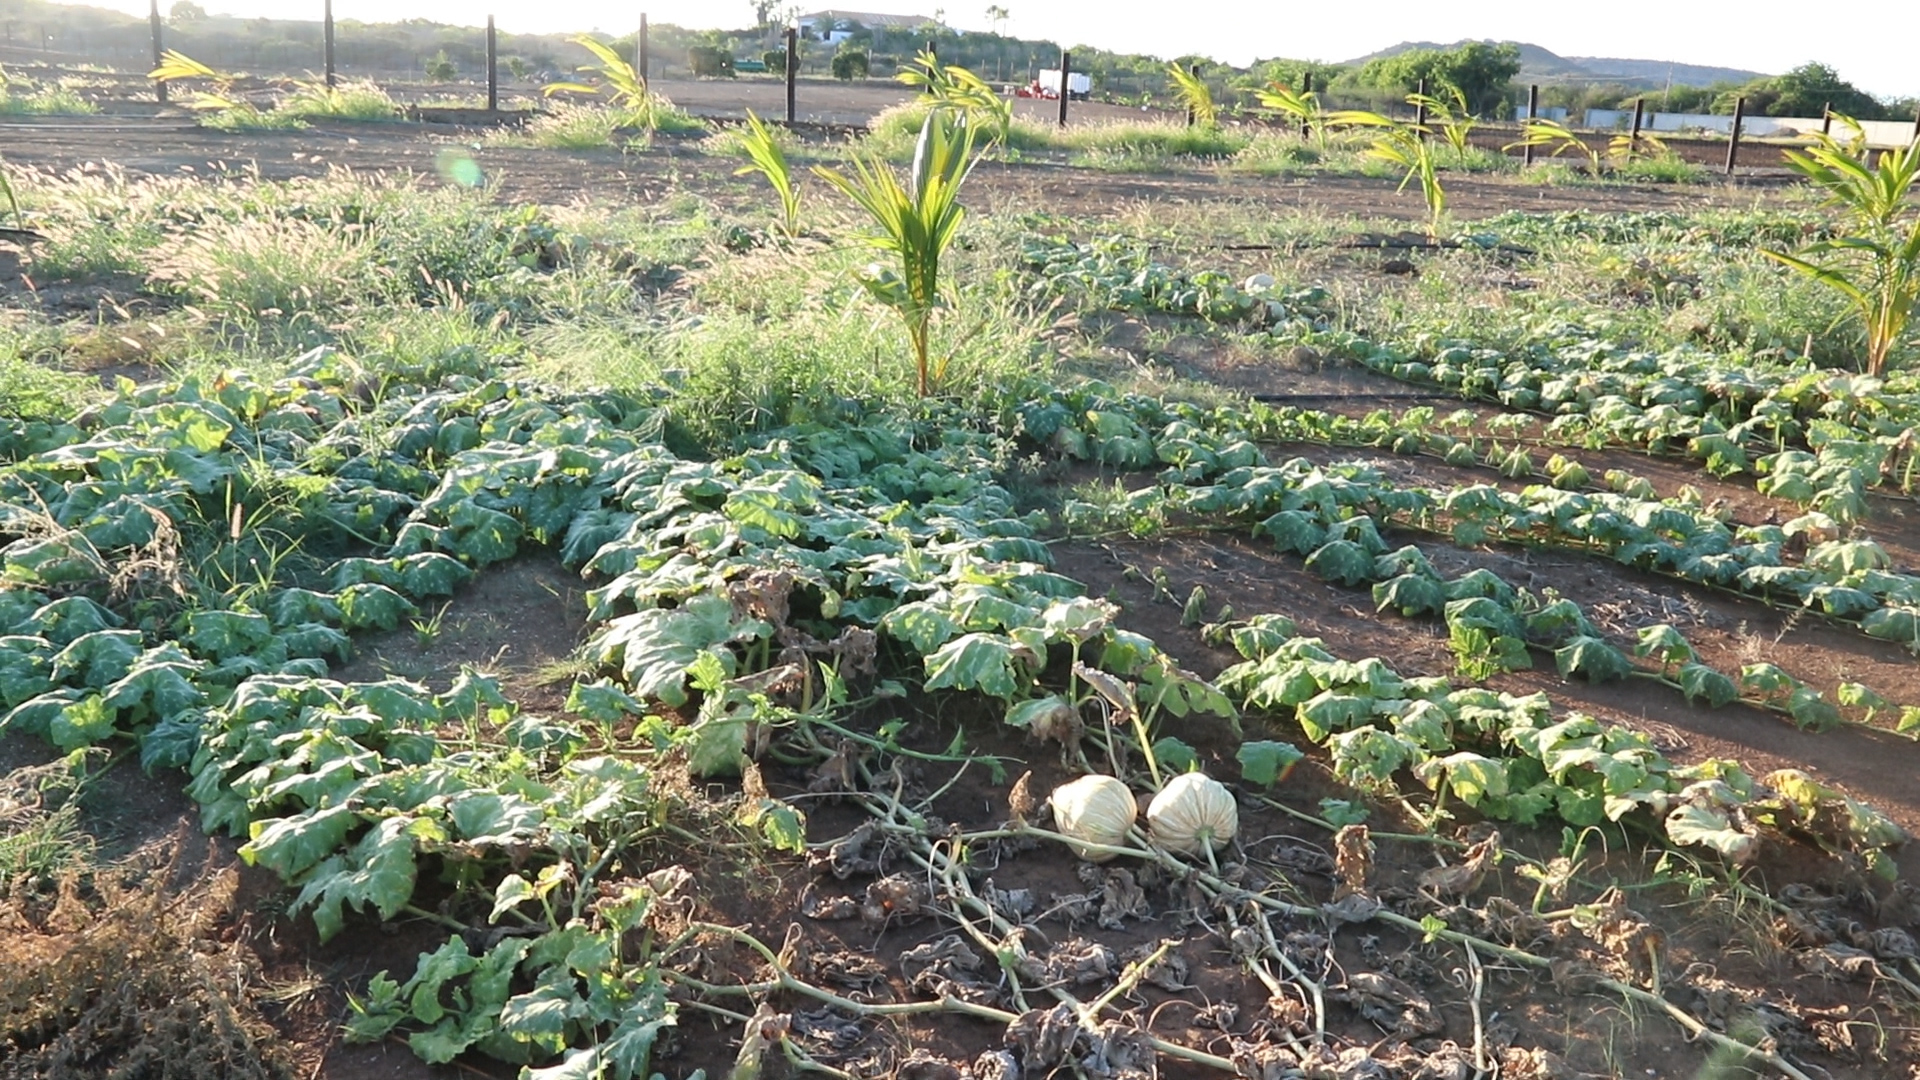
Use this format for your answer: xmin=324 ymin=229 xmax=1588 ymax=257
xmin=1048 ymin=774 xmax=1137 ymax=861
xmin=1146 ymin=772 xmax=1238 ymax=855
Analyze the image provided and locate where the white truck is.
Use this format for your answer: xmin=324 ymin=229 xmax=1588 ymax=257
xmin=1033 ymin=69 xmax=1091 ymax=100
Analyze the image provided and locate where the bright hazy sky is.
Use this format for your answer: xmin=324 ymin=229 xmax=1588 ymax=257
xmin=52 ymin=0 xmax=1920 ymax=99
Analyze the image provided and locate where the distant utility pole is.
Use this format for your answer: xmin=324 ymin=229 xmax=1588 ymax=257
xmin=323 ymin=0 xmax=336 ymax=87
xmin=149 ymin=0 xmax=166 ymax=103
xmin=486 ymin=15 xmax=497 ymax=111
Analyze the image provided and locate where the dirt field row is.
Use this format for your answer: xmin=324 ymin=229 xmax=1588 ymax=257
xmin=0 ymin=114 xmax=1787 ymax=225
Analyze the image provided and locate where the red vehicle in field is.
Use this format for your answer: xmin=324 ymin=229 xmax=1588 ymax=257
xmin=1015 ymin=70 xmax=1090 ymax=101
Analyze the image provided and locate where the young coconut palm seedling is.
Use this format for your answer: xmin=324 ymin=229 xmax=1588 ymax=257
xmin=1255 ymin=81 xmax=1331 ymax=150
xmin=148 ymin=51 xmax=247 ymax=113
xmin=1506 ymin=116 xmax=1600 ymax=172
xmin=733 ymin=109 xmax=801 ymax=239
xmin=897 ymin=50 xmax=1011 ymax=147
xmin=0 ymin=161 xmax=20 ymax=231
xmin=1407 ymin=87 xmax=1477 ymax=164
xmin=1331 ymin=109 xmax=1447 ymax=240
xmin=814 ymin=109 xmax=979 ymax=397
xmin=1167 ymin=62 xmax=1218 ymax=128
xmin=1765 ymin=117 xmax=1920 ymax=377
xmin=543 ymin=34 xmax=686 ymax=132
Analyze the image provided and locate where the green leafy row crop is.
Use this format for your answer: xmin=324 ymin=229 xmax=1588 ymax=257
xmin=1214 ymin=615 xmax=1904 ymax=875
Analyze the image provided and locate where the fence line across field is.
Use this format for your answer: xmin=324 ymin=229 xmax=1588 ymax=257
xmin=134 ymin=9 xmax=1920 ymax=164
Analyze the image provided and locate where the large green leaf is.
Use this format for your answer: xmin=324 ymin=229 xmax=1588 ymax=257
xmin=1256 ymin=510 xmax=1327 ymax=556
xmin=1415 ymin=751 xmax=1509 ymax=807
xmin=294 ymin=815 xmax=422 ymax=941
xmin=187 ymin=610 xmax=275 ymax=661
xmin=244 ymin=803 xmax=359 ymax=880
xmin=1553 ymin=636 xmax=1632 ymax=683
xmin=103 ymin=655 xmax=205 ymax=722
xmin=446 ymin=501 xmax=523 ymax=564
xmin=1304 ymin=539 xmax=1376 ymax=587
xmin=1236 ymin=740 xmax=1303 ymax=788
xmin=49 ymin=693 xmax=117 ymax=751
xmin=0 ymin=636 xmax=52 ymax=707
xmin=922 ymin=633 xmax=1028 ymax=699
xmin=50 ymin=629 xmax=144 ymax=688
xmin=1676 ymin=663 xmax=1738 ymax=707
xmin=338 ymin=583 xmax=418 ymax=632
xmin=1373 ymin=573 xmax=1444 ymax=617
xmin=1664 ymin=804 xmax=1757 ymax=861
xmin=590 ymin=594 xmax=761 ymax=708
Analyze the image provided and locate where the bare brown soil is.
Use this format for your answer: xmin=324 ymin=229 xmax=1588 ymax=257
xmin=0 ymin=115 xmax=1777 ymax=226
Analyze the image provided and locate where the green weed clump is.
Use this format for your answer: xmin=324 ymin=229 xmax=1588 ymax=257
xmin=506 ymin=102 xmax=627 ymax=148
xmin=279 ymin=78 xmax=402 ymax=121
xmin=0 ymin=66 xmax=98 ymax=115
xmin=0 ymin=83 xmax=97 ymax=116
xmin=501 ymin=101 xmax=702 ymax=149
xmin=197 ymin=103 xmax=309 ymax=131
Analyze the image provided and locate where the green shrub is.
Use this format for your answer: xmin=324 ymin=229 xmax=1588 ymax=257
xmin=831 ymin=50 xmax=869 ymax=81
xmin=688 ymin=45 xmax=734 ymax=78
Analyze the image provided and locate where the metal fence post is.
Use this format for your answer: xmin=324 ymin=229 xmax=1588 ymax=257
xmin=485 ymin=15 xmax=497 ymax=111
xmin=1057 ymin=49 xmax=1070 ymax=126
xmin=1726 ymin=96 xmax=1745 ymax=176
xmin=323 ymin=0 xmax=335 ymax=87
xmin=1523 ymin=84 xmax=1537 ymax=166
xmin=638 ymin=14 xmax=648 ymax=83
xmin=785 ymin=26 xmax=797 ymax=124
xmin=149 ymin=0 xmax=166 ymax=103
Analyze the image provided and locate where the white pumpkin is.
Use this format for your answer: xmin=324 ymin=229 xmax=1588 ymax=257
xmin=1147 ymin=772 xmax=1238 ymax=855
xmin=1049 ymin=774 xmax=1137 ymax=861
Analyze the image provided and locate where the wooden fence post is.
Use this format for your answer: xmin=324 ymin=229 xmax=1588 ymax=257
xmin=1629 ymin=97 xmax=1644 ymax=153
xmin=1057 ymin=49 xmax=1070 ymax=127
xmin=1185 ymin=62 xmax=1198 ymax=126
xmin=149 ymin=0 xmax=166 ymax=103
xmin=1821 ymin=102 xmax=1832 ymax=136
xmin=1911 ymin=105 xmax=1920 ymax=144
xmin=1413 ymin=77 xmax=1427 ymax=137
xmin=638 ymin=14 xmax=648 ymax=83
xmin=323 ymin=0 xmax=335 ymax=87
xmin=1300 ymin=71 xmax=1312 ymax=139
xmin=1726 ymin=96 xmax=1744 ymax=176
xmin=784 ymin=26 xmax=797 ymax=124
xmin=1524 ymin=84 xmax=1537 ymax=166
xmin=485 ymin=15 xmax=496 ymax=111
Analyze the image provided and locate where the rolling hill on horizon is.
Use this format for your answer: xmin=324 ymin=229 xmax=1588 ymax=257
xmin=1343 ymin=39 xmax=1765 ymax=89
